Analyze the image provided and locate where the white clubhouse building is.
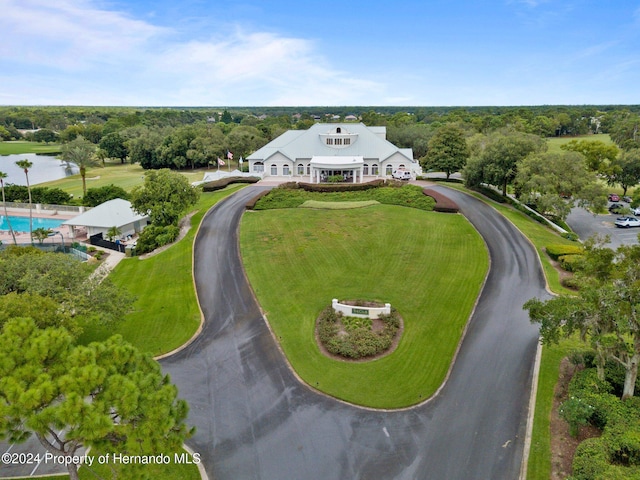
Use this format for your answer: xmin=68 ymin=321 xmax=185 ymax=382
xmin=247 ymin=123 xmax=421 ymax=183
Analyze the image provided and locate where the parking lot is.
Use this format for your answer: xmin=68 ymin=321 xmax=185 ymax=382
xmin=566 ymin=202 xmax=640 ymax=250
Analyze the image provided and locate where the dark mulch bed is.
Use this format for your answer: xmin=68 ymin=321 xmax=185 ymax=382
xmin=422 ymin=188 xmax=459 ymax=213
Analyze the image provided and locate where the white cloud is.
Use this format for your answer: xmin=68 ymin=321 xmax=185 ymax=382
xmin=0 ymin=0 xmax=386 ymax=105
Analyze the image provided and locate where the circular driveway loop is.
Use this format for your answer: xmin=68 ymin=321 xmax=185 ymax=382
xmin=161 ymin=185 xmax=549 ymax=480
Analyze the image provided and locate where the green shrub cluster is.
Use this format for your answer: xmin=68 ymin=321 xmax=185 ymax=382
xmin=3 ymin=184 xmax=73 ymax=205
xmin=316 ymin=306 xmax=400 ymax=359
xmin=135 ymin=224 xmax=180 ymax=254
xmin=546 ymin=244 xmax=585 ymax=261
xmin=297 ymin=179 xmax=385 ymax=192
xmin=559 ymin=254 xmax=585 ymax=272
xmin=254 ymin=184 xmax=435 ymax=211
xmin=562 ymin=359 xmax=640 ymax=479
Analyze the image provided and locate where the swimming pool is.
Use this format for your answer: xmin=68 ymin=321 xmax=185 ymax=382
xmin=0 ymin=216 xmax=64 ymax=232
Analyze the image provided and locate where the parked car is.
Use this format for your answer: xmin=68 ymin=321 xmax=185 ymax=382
xmin=609 ymin=203 xmax=626 ymax=213
xmin=633 ymin=207 xmax=640 ymax=216
xmin=608 ymin=193 xmax=620 ymax=202
xmin=623 ymin=196 xmax=632 ymax=203
xmin=615 ymin=216 xmax=640 ymax=228
xmin=392 ymin=170 xmax=412 ymax=181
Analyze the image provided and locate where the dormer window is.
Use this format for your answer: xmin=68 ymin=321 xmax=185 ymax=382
xmin=320 ymin=126 xmax=358 ymax=149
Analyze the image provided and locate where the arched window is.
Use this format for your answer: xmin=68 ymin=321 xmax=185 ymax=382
xmin=306 ymin=164 xmax=311 ymax=174
xmin=372 ymin=164 xmax=379 ymax=175
xmin=386 ymin=165 xmax=393 ymax=176
xmin=363 ymin=164 xmax=369 ymax=175
xmin=297 ymin=164 xmax=304 ymax=175
xmin=253 ymin=162 xmax=264 ymax=173
xmin=283 ymin=164 xmax=290 ymax=175
xmin=270 ymin=164 xmax=277 ymax=175
xmin=399 ymin=164 xmax=405 ymax=169
xmin=336 ymin=127 xmax=342 ymax=133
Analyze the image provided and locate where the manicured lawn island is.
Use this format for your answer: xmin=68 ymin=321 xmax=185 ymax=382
xmin=240 ymin=188 xmax=489 ymax=408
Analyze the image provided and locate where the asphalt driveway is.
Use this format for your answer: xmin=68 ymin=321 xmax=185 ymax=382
xmin=160 ymin=184 xmax=548 ymax=480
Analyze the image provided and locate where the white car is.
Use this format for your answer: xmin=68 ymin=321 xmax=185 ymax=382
xmin=615 ymin=216 xmax=640 ymax=228
xmin=392 ymin=170 xmax=412 ymax=181
xmin=633 ymin=207 xmax=640 ymax=216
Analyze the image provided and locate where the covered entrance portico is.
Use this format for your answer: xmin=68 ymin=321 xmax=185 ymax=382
xmin=309 ymin=156 xmax=364 ymax=183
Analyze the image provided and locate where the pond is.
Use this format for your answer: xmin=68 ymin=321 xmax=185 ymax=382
xmin=0 ymin=154 xmax=79 ymax=186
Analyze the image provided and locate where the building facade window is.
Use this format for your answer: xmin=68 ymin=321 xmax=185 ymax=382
xmin=386 ymin=165 xmax=393 ymax=176
xmin=283 ymin=164 xmax=290 ymax=175
xmin=326 ymin=138 xmax=334 ymax=145
xmin=372 ymin=164 xmax=379 ymax=175
xmin=399 ymin=164 xmax=405 ymax=169
xmin=363 ymin=164 xmax=369 ymax=175
xmin=306 ymin=164 xmax=311 ymax=174
xmin=297 ymin=164 xmax=304 ymax=175
xmin=253 ymin=162 xmax=264 ymax=173
xmin=271 ymin=164 xmax=277 ymax=175
xmin=344 ymin=138 xmax=351 ymax=145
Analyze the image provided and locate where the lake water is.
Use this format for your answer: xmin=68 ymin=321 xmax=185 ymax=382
xmin=0 ymin=154 xmax=79 ymax=186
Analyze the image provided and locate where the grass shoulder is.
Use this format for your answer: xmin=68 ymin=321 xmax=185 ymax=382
xmin=78 ymin=185 xmax=246 ymax=356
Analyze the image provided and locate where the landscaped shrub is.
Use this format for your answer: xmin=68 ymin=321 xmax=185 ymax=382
xmin=297 ymin=179 xmax=385 ymax=192
xmin=572 ymin=437 xmax=610 ymax=480
xmin=316 ymin=306 xmax=401 ymax=360
xmin=135 ymin=224 xmax=180 ymax=254
xmin=201 ymin=176 xmax=260 ymax=192
xmin=559 ymin=254 xmax=585 ymax=272
xmin=254 ymin=184 xmax=435 ymax=211
xmin=546 ymin=244 xmax=585 ymax=261
xmin=422 ymin=188 xmax=459 ymax=213
xmin=245 ymin=190 xmax=271 ymax=210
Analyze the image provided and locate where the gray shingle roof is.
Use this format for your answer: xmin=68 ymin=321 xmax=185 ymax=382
xmin=62 ymin=198 xmax=149 ymax=228
xmin=247 ymin=123 xmax=414 ymax=163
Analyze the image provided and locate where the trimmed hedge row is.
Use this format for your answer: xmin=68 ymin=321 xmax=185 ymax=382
xmin=546 ymin=244 xmax=585 ymax=261
xmin=202 ymin=176 xmax=260 ymax=192
xmin=422 ymin=188 xmax=459 ymax=213
xmin=296 ymin=179 xmax=386 ymax=192
xmin=252 ymin=184 xmax=435 ymax=211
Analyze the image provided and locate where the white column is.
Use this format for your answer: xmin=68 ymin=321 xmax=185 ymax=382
xmin=352 ymin=169 xmax=356 ymax=183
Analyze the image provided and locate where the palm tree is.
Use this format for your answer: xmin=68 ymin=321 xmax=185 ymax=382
xmin=61 ymin=136 xmax=99 ymax=197
xmin=15 ymin=159 xmax=33 ymax=244
xmin=0 ymin=171 xmax=17 ymax=245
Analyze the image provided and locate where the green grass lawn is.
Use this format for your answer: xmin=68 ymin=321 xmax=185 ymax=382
xmin=0 ymin=141 xmax=62 ymax=155
xmin=42 ymin=161 xmax=207 ymax=198
xmin=240 ymin=204 xmax=488 ymax=408
xmin=526 ymin=338 xmax=583 ymax=480
xmin=78 ymin=185 xmax=246 ymax=356
xmin=545 ymin=133 xmax=613 ymax=154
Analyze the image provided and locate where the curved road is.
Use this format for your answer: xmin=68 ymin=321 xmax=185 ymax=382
xmin=161 ymin=185 xmax=549 ymax=480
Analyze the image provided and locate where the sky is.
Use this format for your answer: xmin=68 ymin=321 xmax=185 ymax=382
xmin=0 ymin=0 xmax=639 ymax=107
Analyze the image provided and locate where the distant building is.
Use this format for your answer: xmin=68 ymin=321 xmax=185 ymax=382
xmin=246 ymin=123 xmax=420 ymax=183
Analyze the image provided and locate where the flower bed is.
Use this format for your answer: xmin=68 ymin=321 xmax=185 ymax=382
xmin=316 ymin=304 xmax=402 ymax=360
